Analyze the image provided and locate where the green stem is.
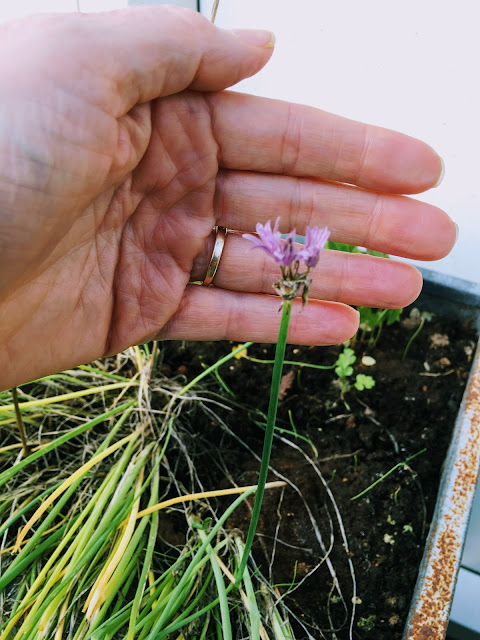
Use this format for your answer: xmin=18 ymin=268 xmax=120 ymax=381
xmin=244 ymin=356 xmax=335 ymax=370
xmin=178 ymin=342 xmax=253 ymax=396
xmin=402 ymin=316 xmax=425 ymax=360
xmin=12 ymin=387 xmax=29 ymax=457
xmin=236 ymin=301 xmax=292 ymax=583
xmin=198 ymin=530 xmax=232 ymax=640
xmin=350 ymin=448 xmax=426 ymax=501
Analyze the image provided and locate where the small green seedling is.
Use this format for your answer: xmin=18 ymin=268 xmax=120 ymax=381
xmin=354 ymin=374 xmax=376 ymax=391
xmin=326 ymin=241 xmax=403 ymax=346
xmin=334 ymin=347 xmax=375 ymax=396
xmin=335 ymin=347 xmax=355 ymax=394
xmin=357 ymin=306 xmax=403 ymax=346
xmin=357 ymin=614 xmax=377 ymax=631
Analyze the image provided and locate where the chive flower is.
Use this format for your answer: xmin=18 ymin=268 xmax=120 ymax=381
xmin=242 ymin=218 xmax=296 ymax=267
xmin=296 ymin=225 xmax=331 ymax=268
xmin=243 ymin=217 xmax=330 ymax=305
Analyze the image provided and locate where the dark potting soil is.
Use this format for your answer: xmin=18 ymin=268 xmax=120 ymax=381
xmin=158 ymin=310 xmax=477 ymax=640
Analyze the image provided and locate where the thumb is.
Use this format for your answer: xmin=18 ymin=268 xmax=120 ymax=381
xmin=8 ymin=7 xmax=275 ymax=115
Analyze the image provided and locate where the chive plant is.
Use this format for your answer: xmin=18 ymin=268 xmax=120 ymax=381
xmin=238 ymin=218 xmax=330 ymax=580
xmin=0 ymin=343 xmax=294 ymax=639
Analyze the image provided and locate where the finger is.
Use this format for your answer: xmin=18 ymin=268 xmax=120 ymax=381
xmin=214 ymin=171 xmax=457 ymax=260
xmin=207 ymin=92 xmax=443 ymax=194
xmin=191 ymin=233 xmax=422 ymax=309
xmin=18 ymin=8 xmax=274 ymax=114
xmin=157 ymin=285 xmax=359 ymax=345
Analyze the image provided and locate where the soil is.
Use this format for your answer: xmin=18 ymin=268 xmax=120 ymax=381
xmin=158 ymin=308 xmax=477 ymax=640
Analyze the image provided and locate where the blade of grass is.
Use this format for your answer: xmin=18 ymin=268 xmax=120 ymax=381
xmin=67 ymin=432 xmax=141 ymax=570
xmin=0 ymin=520 xmax=66 ymax=556
xmin=198 ymin=528 xmax=232 ymax=640
xmin=402 ymin=316 xmax=425 ymax=360
xmin=247 ymin=356 xmax=336 ymax=369
xmin=54 ymin=591 xmax=70 ymax=640
xmin=85 ymin=534 xmax=147 ymax=636
xmin=77 ymin=365 xmax=131 ymax=382
xmin=351 ymin=449 xmax=426 ymax=500
xmin=143 ymin=487 xmax=261 ymax=638
xmin=11 ymin=387 xmax=29 ymax=456
xmin=11 ymin=499 xmax=142 ymax=640
xmin=0 ymin=530 xmax=65 ymax=638
xmin=1 ymin=405 xmax=135 ymax=550
xmin=0 ymin=400 xmax=135 ymax=489
xmin=0 ymin=383 xmax=137 ymax=413
xmin=85 ymin=466 xmax=145 ymax=618
xmin=0 ymin=475 xmax=83 ymax=592
xmin=0 ymin=482 xmax=63 ymax=539
xmin=21 ymin=450 xmax=132 ymax=610
xmin=234 ymin=537 xmax=261 ymax=640
xmin=127 ymin=457 xmax=160 ymax=640
xmin=14 ymin=431 xmax=138 ymax=551
xmin=177 ymin=342 xmax=253 ymax=396
xmin=132 ymin=481 xmax=286 ymax=524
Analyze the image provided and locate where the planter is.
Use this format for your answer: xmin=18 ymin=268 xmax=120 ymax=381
xmin=160 ymin=269 xmax=480 ymax=640
xmin=403 ymin=269 xmax=480 ymax=639
xmin=1 ymin=270 xmax=478 ymax=640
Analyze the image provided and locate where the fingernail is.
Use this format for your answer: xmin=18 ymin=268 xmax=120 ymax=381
xmin=454 ymin=222 xmax=459 ymax=245
xmin=232 ymin=29 xmax=276 ymax=48
xmin=433 ymin=157 xmax=445 ymax=188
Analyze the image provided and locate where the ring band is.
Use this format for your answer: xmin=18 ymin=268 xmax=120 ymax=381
xmin=202 ymin=226 xmax=227 ymax=286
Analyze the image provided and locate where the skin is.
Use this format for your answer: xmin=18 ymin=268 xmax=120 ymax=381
xmin=0 ymin=7 xmax=456 ymax=391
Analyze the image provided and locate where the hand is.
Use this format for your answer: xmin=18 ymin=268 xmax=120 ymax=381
xmin=0 ymin=7 xmax=455 ymax=390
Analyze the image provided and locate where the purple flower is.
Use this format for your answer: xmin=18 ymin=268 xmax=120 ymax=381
xmin=243 ymin=218 xmax=297 ymax=267
xmin=296 ymin=226 xmax=330 ymax=268
xmin=243 ymin=218 xmax=329 ymax=305
xmin=243 ymin=218 xmax=330 ymax=271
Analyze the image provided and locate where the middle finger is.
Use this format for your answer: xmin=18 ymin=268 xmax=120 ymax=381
xmin=214 ymin=170 xmax=456 ymax=262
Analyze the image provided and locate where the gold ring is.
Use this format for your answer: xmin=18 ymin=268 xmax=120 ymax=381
xmin=202 ymin=226 xmax=227 ymax=286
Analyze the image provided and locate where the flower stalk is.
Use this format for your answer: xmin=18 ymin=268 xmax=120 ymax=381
xmin=237 ymin=218 xmax=329 ymax=583
xmin=236 ymin=300 xmax=291 ymax=583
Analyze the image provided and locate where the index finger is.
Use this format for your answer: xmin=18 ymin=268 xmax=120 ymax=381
xmin=208 ymin=91 xmax=443 ymax=194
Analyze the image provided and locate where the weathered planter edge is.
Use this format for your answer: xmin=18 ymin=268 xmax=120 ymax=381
xmin=402 ymin=268 xmax=480 ymax=639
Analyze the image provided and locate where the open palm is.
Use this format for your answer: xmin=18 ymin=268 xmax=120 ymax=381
xmin=0 ymin=7 xmax=455 ymax=390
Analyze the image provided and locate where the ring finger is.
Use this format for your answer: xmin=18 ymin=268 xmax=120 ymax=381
xmin=191 ymin=231 xmax=422 ymax=310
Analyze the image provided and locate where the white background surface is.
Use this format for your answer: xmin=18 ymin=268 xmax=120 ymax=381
xmin=201 ymin=0 xmax=480 ymax=285
xmin=1 ymin=0 xmax=479 ymax=284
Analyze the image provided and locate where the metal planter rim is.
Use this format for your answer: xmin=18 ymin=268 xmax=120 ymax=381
xmin=403 ymin=269 xmax=480 ymax=639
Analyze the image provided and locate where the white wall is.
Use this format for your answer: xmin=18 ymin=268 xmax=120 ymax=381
xmin=0 ymin=0 xmax=126 ymax=19
xmin=2 ymin=0 xmax=478 ymax=284
xmin=201 ymin=0 xmax=480 ymax=285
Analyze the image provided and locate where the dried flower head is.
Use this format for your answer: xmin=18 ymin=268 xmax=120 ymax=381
xmin=243 ymin=218 xmax=330 ymax=305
